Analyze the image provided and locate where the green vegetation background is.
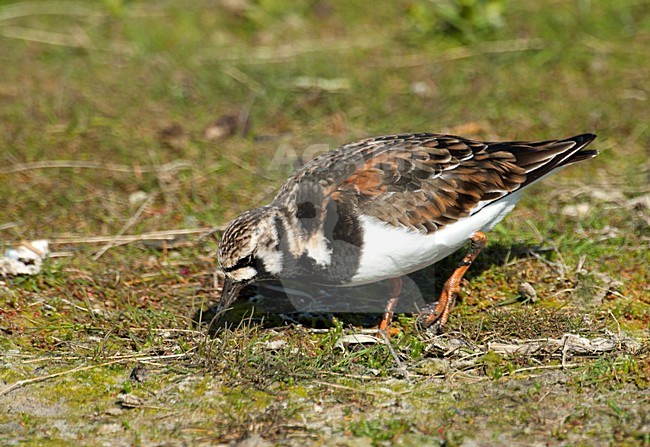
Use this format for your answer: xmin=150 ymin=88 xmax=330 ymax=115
xmin=0 ymin=1 xmax=648 ymax=445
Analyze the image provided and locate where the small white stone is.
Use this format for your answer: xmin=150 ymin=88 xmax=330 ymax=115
xmin=128 ymin=191 xmax=149 ymax=207
xmin=561 ymin=202 xmax=591 ymax=218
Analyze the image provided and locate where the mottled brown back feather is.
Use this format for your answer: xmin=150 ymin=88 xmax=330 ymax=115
xmin=273 ymin=133 xmax=597 ymax=236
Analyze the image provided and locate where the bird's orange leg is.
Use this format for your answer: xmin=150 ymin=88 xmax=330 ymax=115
xmin=417 ymin=231 xmax=487 ymax=332
xmin=378 ymin=277 xmax=402 ymax=334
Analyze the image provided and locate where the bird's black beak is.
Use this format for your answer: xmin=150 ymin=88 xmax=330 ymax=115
xmin=215 ymin=275 xmax=245 ymax=317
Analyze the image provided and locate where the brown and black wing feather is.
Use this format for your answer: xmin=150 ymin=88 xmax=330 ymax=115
xmin=273 ymin=133 xmax=597 ymax=236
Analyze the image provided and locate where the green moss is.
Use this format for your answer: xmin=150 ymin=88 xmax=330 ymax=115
xmin=39 ymin=366 xmax=127 ymax=408
xmin=348 ymin=418 xmax=413 ymax=445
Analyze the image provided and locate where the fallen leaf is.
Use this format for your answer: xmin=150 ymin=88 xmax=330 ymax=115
xmin=203 ymin=112 xmax=251 ymax=140
xmin=334 ymin=333 xmax=381 ymax=350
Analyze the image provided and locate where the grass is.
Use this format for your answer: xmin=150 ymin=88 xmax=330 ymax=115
xmin=1 ymin=0 xmax=649 ymax=445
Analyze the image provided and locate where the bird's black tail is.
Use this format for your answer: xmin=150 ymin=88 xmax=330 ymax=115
xmin=503 ymin=133 xmax=598 ymax=187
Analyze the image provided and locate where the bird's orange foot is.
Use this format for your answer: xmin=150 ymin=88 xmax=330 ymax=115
xmin=377 ymin=277 xmax=402 ymax=337
xmin=416 ymin=231 xmax=487 ymax=333
xmin=416 ymin=290 xmax=453 ymax=334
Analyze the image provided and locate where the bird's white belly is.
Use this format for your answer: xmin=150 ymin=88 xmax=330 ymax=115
xmin=350 ymin=192 xmax=523 ymax=285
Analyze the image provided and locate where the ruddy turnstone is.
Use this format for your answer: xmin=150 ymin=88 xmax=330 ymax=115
xmin=217 ymin=132 xmax=598 ymax=332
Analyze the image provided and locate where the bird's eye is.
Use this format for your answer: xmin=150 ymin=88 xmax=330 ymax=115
xmin=297 ymin=201 xmax=317 ymax=219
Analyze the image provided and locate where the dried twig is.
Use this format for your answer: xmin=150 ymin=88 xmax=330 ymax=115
xmin=379 ymin=330 xmax=412 ymax=384
xmin=488 ymin=333 xmax=642 ymax=357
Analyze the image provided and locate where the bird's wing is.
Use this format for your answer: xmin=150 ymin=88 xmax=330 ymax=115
xmin=274 ymin=133 xmax=597 ymax=235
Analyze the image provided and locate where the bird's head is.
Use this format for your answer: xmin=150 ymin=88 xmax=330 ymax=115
xmin=217 ymin=206 xmax=283 ymax=312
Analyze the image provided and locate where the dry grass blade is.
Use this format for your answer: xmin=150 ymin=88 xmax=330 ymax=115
xmin=378 ymin=38 xmax=545 ymax=68
xmin=0 ymin=352 xmax=191 ymax=397
xmin=0 ymin=361 xmax=120 ymax=397
xmin=504 ymin=363 xmax=580 ymax=377
xmin=0 ymin=159 xmax=192 ymax=175
xmin=313 ymin=381 xmax=394 ymax=397
xmin=92 ymin=191 xmax=158 ymax=260
xmin=0 ymin=25 xmax=97 ymax=50
xmin=0 ymin=1 xmax=103 ymax=21
xmin=209 ymin=36 xmax=385 ymax=64
xmin=0 ymin=222 xmax=20 ymax=232
xmin=50 ymin=228 xmax=216 ymax=246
